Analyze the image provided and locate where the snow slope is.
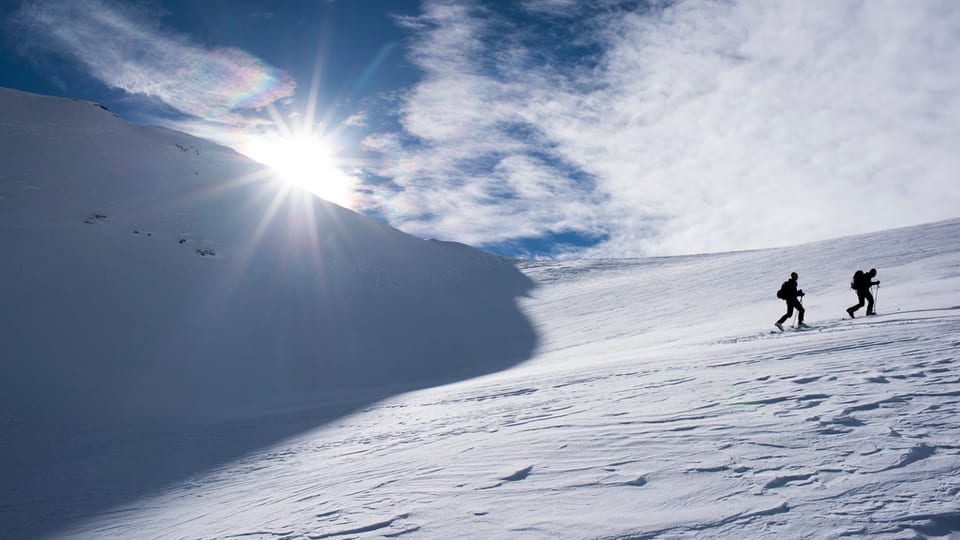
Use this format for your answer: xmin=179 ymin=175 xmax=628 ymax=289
xmin=46 ymin=217 xmax=960 ymax=540
xmin=0 ymin=88 xmax=536 ymax=538
xmin=2 ymin=88 xmax=959 ymax=539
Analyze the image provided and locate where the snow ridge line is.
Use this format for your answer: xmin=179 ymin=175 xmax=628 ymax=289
xmin=307 ymin=513 xmax=411 ymax=539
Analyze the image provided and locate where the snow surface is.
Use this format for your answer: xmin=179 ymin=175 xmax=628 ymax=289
xmin=2 ymin=88 xmax=960 ymax=539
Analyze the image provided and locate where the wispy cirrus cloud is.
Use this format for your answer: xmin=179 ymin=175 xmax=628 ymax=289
xmin=363 ymin=2 xmax=608 ymax=256
xmin=369 ymin=0 xmax=960 ymax=257
xmin=343 ymin=112 xmax=368 ymax=127
xmin=12 ymin=0 xmax=295 ymax=124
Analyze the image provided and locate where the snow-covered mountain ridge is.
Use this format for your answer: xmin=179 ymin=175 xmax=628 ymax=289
xmin=0 ymin=86 xmax=536 ymax=415
xmin=0 ymin=87 xmax=535 ymax=538
xmin=1 ymin=87 xmax=959 ymax=539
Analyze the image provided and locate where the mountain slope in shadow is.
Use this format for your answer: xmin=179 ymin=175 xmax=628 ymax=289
xmin=0 ymin=88 xmax=537 ymax=538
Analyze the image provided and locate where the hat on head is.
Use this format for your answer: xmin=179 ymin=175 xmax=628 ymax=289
xmin=790 ymin=272 xmax=798 ymax=279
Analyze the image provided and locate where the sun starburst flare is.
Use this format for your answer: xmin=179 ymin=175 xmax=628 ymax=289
xmin=244 ymin=134 xmax=357 ymax=209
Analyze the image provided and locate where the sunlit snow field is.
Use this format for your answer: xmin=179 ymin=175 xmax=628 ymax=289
xmin=60 ymin=222 xmax=960 ymax=539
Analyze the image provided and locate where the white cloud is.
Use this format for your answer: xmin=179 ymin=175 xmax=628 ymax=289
xmin=371 ymin=2 xmax=608 ymax=251
xmin=343 ymin=112 xmax=368 ymax=127
xmin=372 ymin=0 xmax=960 ymax=256
xmin=14 ymin=0 xmax=295 ymax=123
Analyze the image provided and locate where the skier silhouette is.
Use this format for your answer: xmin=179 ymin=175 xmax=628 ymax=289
xmin=775 ymin=272 xmax=806 ymax=331
xmin=846 ymin=268 xmax=879 ymax=318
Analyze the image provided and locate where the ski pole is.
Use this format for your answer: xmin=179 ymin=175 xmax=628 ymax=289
xmin=874 ymin=283 xmax=879 ymax=312
xmin=794 ymin=297 xmax=802 ymax=327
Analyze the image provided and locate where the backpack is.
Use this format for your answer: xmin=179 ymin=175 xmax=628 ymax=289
xmin=851 ymin=270 xmax=864 ymax=290
xmin=776 ymin=282 xmax=787 ymax=299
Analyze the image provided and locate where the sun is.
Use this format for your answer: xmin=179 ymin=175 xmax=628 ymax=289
xmin=245 ymin=135 xmax=357 ymax=208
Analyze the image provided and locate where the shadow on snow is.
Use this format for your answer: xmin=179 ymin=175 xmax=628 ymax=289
xmin=0 ymin=199 xmax=539 ymax=539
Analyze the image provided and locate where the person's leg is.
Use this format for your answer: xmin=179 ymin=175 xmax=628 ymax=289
xmin=795 ymin=299 xmax=805 ymax=324
xmin=848 ymin=290 xmax=866 ymax=315
xmin=865 ymin=290 xmax=875 ymax=315
xmin=777 ymin=302 xmax=794 ymax=325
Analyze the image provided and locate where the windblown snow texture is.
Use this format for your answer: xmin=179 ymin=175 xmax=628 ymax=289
xmin=1 ymin=88 xmax=959 ymax=539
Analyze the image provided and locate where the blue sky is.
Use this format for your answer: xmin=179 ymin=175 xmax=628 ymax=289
xmin=3 ymin=0 xmax=959 ymax=258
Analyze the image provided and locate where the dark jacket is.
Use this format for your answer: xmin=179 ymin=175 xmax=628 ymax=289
xmin=778 ymin=278 xmax=803 ymax=301
xmin=852 ymin=272 xmax=879 ymax=292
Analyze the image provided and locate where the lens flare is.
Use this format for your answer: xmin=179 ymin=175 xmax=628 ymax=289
xmin=245 ymin=135 xmax=356 ymax=208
